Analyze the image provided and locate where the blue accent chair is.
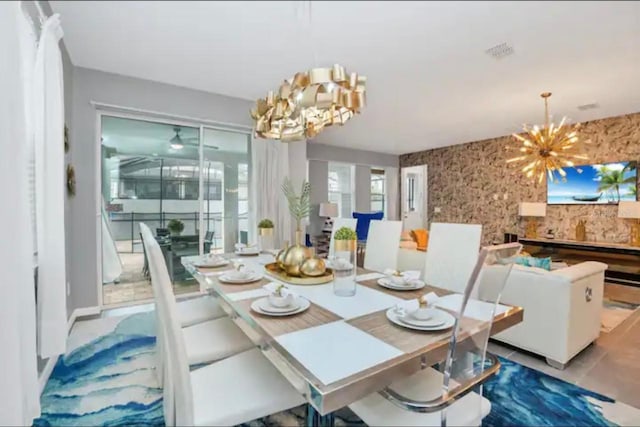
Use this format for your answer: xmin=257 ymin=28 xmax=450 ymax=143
xmin=352 ymin=211 xmax=384 ymax=241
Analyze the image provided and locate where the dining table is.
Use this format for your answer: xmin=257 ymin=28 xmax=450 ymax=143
xmin=182 ymin=252 xmax=523 ymax=425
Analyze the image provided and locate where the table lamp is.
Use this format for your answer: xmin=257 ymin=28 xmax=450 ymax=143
xmin=618 ymin=201 xmax=640 ymax=247
xmin=519 ymin=202 xmax=546 ymax=239
xmin=319 ymin=202 xmax=338 ymax=231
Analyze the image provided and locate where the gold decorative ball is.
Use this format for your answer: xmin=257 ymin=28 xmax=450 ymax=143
xmin=283 ymin=245 xmax=311 ymax=277
xmin=276 ymin=245 xmax=290 ymax=270
xmin=300 ymin=256 xmax=326 ymax=277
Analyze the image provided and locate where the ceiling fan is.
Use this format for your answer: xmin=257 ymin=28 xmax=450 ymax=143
xmin=169 ymin=126 xmax=218 ymax=150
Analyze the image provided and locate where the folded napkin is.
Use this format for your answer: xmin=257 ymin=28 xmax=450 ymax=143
xmin=203 ymin=254 xmax=226 ymax=263
xmin=224 ymin=266 xmax=258 ymax=280
xmin=263 ymin=282 xmax=298 ymax=298
xmin=355 ymin=272 xmax=386 ymax=282
xmin=394 ymin=292 xmax=439 ymax=312
xmin=383 ymin=269 xmax=421 ymax=280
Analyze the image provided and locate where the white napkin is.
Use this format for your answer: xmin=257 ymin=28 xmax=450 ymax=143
xmin=355 ymin=272 xmax=386 ymax=282
xmin=235 ymin=243 xmax=246 ymax=251
xmin=205 ymin=253 xmax=226 ymax=262
xmin=263 ymin=282 xmax=298 ymax=298
xmin=394 ymin=292 xmax=439 ymax=312
xmin=383 ymin=269 xmax=422 ymax=286
xmin=224 ymin=268 xmax=257 ymax=280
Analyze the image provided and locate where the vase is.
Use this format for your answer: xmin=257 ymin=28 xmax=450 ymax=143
xmin=258 ymin=227 xmax=274 ymax=251
xmin=283 ymin=230 xmax=310 ymax=277
xmin=332 ymin=239 xmax=357 ymax=296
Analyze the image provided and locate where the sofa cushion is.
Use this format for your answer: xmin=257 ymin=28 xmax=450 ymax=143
xmin=410 ymin=229 xmax=429 ymax=251
xmin=515 ymin=256 xmax=552 ymax=271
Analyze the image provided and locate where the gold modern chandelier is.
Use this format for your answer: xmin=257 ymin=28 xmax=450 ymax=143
xmin=250 ymin=64 xmax=366 ymax=142
xmin=507 ymin=92 xmax=588 ymax=183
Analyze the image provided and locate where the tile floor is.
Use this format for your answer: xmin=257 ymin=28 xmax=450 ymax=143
xmin=489 ymin=283 xmax=640 ymax=408
xmin=102 ymin=250 xmax=199 ymax=306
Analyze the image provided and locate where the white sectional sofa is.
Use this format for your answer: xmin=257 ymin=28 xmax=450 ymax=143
xmin=396 ymin=247 xmax=427 ymax=272
xmin=493 ymin=261 xmax=608 ymax=369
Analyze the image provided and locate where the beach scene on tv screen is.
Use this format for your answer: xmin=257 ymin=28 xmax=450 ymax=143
xmin=547 ymin=162 xmax=637 ymax=205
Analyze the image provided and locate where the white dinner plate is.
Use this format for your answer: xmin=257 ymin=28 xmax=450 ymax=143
xmin=386 ymin=307 xmax=455 ymax=331
xmin=377 ymin=278 xmax=426 ymax=291
xmin=193 ymin=259 xmax=230 ymax=268
xmin=218 ymin=273 xmax=262 ymax=284
xmin=251 ymin=297 xmax=310 ymax=316
xmin=235 ymin=249 xmax=261 ymax=256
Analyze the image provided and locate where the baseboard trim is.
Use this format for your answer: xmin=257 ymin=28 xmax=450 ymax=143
xmin=66 ymin=306 xmax=101 ymax=332
xmin=39 ymin=355 xmax=58 ymax=394
xmin=40 ymin=306 xmax=102 ymax=394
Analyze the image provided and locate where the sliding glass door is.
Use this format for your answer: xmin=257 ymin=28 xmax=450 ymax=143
xmin=100 ymin=115 xmax=251 ymax=306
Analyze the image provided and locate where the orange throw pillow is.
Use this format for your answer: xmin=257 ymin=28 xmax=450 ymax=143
xmin=411 ymin=229 xmax=429 ymax=251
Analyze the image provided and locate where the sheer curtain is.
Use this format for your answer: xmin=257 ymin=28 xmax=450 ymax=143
xmin=249 ymin=137 xmax=291 ymax=249
xmin=0 ymin=2 xmax=41 ymax=423
xmin=33 ymin=13 xmax=67 ymax=357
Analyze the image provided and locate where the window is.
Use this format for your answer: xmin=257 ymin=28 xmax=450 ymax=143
xmin=371 ymin=168 xmax=386 ymax=215
xmin=328 ymin=162 xmax=354 ymax=217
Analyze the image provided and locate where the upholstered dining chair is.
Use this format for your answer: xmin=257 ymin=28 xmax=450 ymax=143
xmin=423 ymin=223 xmax=482 ymax=293
xmin=349 ymin=242 xmax=523 ymax=426
xmin=140 ymin=223 xmax=254 ymax=385
xmin=328 ymin=217 xmax=358 ymax=258
xmin=151 ymin=241 xmax=306 ymax=426
xmin=364 ymin=220 xmax=403 ymax=272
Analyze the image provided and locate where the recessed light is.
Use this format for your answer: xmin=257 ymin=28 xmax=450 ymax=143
xmin=485 ymin=42 xmax=514 ymax=59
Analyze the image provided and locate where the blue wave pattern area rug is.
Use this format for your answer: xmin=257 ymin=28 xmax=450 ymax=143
xmin=35 ymin=311 xmax=639 ymax=426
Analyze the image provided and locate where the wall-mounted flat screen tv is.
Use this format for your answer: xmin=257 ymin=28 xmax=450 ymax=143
xmin=547 ymin=161 xmax=637 ymax=205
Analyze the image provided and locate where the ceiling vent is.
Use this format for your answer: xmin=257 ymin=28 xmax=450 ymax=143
xmin=577 ymin=102 xmax=599 ymax=111
xmin=485 ymin=42 xmax=514 ymax=59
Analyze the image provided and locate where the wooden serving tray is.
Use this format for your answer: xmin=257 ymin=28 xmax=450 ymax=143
xmin=264 ymin=262 xmax=334 ymax=285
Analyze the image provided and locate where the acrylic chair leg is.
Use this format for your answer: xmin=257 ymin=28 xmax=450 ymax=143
xmin=306 ymin=404 xmax=335 ymax=427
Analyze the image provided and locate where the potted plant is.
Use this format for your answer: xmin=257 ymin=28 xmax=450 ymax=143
xmin=258 ymin=218 xmax=274 ymax=251
xmin=332 ymin=227 xmax=357 ymax=296
xmin=281 ymin=178 xmax=311 ymax=276
xmin=167 ymin=219 xmax=185 ymax=236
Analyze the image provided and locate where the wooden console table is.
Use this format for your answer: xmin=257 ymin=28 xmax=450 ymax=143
xmin=519 ymin=237 xmax=640 ymax=287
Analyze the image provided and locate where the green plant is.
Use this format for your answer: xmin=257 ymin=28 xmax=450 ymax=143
xmin=167 ymin=219 xmax=184 ymax=234
xmin=597 ymin=164 xmax=636 ymax=202
xmin=258 ymin=218 xmax=274 ymax=228
xmin=281 ymin=177 xmax=311 ymax=231
xmin=334 ymin=227 xmax=357 ymax=240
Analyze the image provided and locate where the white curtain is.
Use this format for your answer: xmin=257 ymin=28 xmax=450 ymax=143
xmin=0 ymin=2 xmax=41 ymax=423
xmin=250 ymin=137 xmax=292 ymax=249
xmin=101 ymin=202 xmax=122 ymax=283
xmin=385 ymin=166 xmax=399 ymax=220
xmin=33 ymin=13 xmax=67 ymax=358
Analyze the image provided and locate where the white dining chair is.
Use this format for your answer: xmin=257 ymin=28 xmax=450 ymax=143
xmin=140 ymin=224 xmax=254 ymax=384
xmin=150 ymin=240 xmax=306 ymax=426
xmin=423 ymin=223 xmax=482 ymax=293
xmin=364 ymin=220 xmax=402 ymax=272
xmin=328 ymin=217 xmax=358 ymax=258
xmin=349 ymin=243 xmax=522 ymax=426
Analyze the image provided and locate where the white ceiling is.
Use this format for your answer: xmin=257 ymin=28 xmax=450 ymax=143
xmin=53 ymin=1 xmax=640 ymax=155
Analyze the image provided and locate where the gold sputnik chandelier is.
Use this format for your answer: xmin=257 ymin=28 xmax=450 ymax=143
xmin=250 ymin=64 xmax=367 ymax=142
xmin=507 ymin=92 xmax=588 ymax=183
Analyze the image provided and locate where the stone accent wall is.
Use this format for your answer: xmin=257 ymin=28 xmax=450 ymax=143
xmin=400 ymin=112 xmax=640 ymax=245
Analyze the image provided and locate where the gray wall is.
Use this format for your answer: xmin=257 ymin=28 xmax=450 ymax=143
xmin=308 ymin=160 xmax=329 ymax=236
xmin=68 ymin=67 xmax=254 ymax=312
xmin=307 ymin=142 xmax=399 ymax=168
xmin=354 ymin=165 xmax=372 ymax=212
xmin=306 ymin=143 xmax=400 ymax=236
